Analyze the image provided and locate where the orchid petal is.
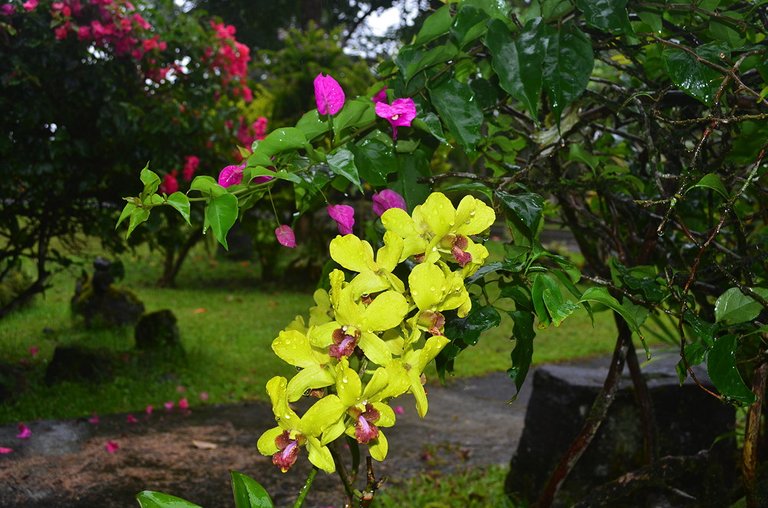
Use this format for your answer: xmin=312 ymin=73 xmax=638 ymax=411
xmin=330 ymin=234 xmax=374 ymax=273
xmin=362 ymin=291 xmax=408 ymax=331
xmin=358 ymin=332 xmax=392 ymax=366
xmin=300 ymin=395 xmax=345 ymax=438
xmin=368 ymin=432 xmax=388 ymax=461
xmin=306 ymin=436 xmax=336 ymax=473
xmin=257 ymin=426 xmax=283 ymax=455
xmin=286 ymin=365 xmax=335 ymax=402
xmin=372 ymin=402 xmax=396 ymax=427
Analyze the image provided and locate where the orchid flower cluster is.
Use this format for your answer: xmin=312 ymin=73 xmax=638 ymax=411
xmin=257 ymin=191 xmax=496 ymax=474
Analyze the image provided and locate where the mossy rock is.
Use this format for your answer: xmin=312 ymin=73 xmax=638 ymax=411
xmin=45 ymin=346 xmax=115 ymax=385
xmin=135 ymin=310 xmax=182 ymax=351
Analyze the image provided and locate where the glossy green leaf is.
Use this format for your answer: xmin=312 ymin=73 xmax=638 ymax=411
xmin=351 ymin=135 xmax=398 ymax=186
xmin=574 ymin=0 xmax=632 ymax=34
xmin=189 ymin=176 xmax=226 ymax=197
xmin=707 ymin=335 xmax=756 ymax=405
xmin=231 ymin=471 xmax=273 ymax=508
xmin=715 ymin=287 xmax=768 ymax=325
xmin=205 ymin=193 xmax=238 ymax=249
xmin=444 ymin=304 xmax=501 ymax=348
xmin=451 ymin=5 xmax=489 ymax=48
xmin=253 ymin=127 xmax=307 ymax=157
xmin=295 ymin=109 xmax=330 ymax=140
xmin=568 ymin=143 xmax=600 ymax=171
xmin=463 ymin=0 xmax=509 ymax=18
xmin=579 ymin=287 xmax=642 ymax=338
xmin=663 ymin=42 xmax=729 ymax=106
xmin=166 ymin=192 xmax=191 ymax=225
xmin=332 ymin=98 xmax=375 ymax=139
xmin=508 ymin=310 xmax=536 ymax=395
xmin=116 ymin=202 xmax=136 ymax=230
xmin=542 ymin=22 xmax=594 ymax=120
xmin=495 ymin=191 xmax=543 ymax=240
xmin=542 ymin=288 xmax=580 ymax=326
xmin=391 ymin=147 xmax=431 ymax=210
xmin=405 ymin=43 xmax=458 ymax=82
xmin=637 ymin=11 xmax=662 ymax=33
xmin=412 ymin=112 xmax=446 ymax=143
xmin=531 ymin=273 xmax=558 ymax=327
xmin=429 ymin=79 xmax=483 ymax=149
xmin=414 ymin=5 xmax=453 ymax=46
xmin=126 ymin=207 xmax=150 ymax=239
xmin=136 ymin=491 xmax=202 ymax=508
xmin=485 ymin=18 xmax=546 ymax=118
xmin=690 ymin=173 xmax=728 ymax=199
xmin=140 ymin=167 xmax=161 ymax=198
xmin=327 ymin=148 xmax=363 ymax=193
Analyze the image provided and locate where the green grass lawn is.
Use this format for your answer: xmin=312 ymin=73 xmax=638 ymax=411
xmin=0 ymin=241 xmax=649 ymax=424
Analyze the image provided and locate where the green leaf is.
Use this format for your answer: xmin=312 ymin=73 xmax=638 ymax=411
xmin=205 ymin=193 xmax=238 ymax=249
xmin=495 ymin=191 xmax=543 ymax=241
xmin=412 ymin=112 xmax=446 ymax=143
xmin=508 ymin=310 xmax=536 ymax=395
xmin=231 ymin=471 xmax=273 ymax=508
xmin=414 ymin=5 xmax=453 ymax=46
xmin=689 ymin=173 xmax=728 ymax=199
xmin=351 ymin=135 xmax=398 ymax=186
xmin=166 ymin=192 xmax=191 ymax=225
xmin=405 ymin=43 xmax=458 ymax=82
xmin=663 ymin=42 xmax=729 ymax=106
xmin=531 ymin=273 xmax=557 ymax=327
xmin=707 ymin=335 xmax=756 ymax=405
xmin=296 ymin=109 xmax=330 ymax=140
xmin=574 ymin=0 xmax=632 ymax=34
xmin=485 ymin=18 xmax=546 ymax=118
xmin=136 ymin=491 xmax=202 ymax=508
xmin=542 ymin=22 xmax=594 ymax=120
xmin=451 ymin=5 xmax=489 ymax=48
xmin=391 ymin=147 xmax=432 ymax=210
xmin=140 ymin=167 xmax=161 ymax=197
xmin=126 ymin=207 xmax=150 ymax=239
xmin=333 ymin=98 xmax=375 ymax=139
xmin=327 ymin=148 xmax=363 ymax=193
xmin=253 ymin=127 xmax=307 ymax=157
xmin=189 ymin=176 xmax=226 ymax=197
xmin=429 ymin=78 xmax=484 ymax=149
xmin=579 ymin=287 xmax=642 ymax=338
xmin=637 ymin=12 xmax=662 ymax=33
xmin=568 ymin=143 xmax=600 ymax=171
xmin=116 ymin=202 xmax=136 ymax=230
xmin=715 ymin=287 xmax=768 ymax=325
xmin=542 ymin=288 xmax=580 ymax=326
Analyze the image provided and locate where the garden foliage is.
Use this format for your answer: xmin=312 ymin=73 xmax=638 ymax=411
xmin=0 ymin=0 xmax=255 ymax=310
xmin=118 ymin=0 xmax=766 ymax=505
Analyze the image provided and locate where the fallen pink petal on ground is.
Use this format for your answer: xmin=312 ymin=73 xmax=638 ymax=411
xmin=88 ymin=414 xmax=100 ymax=425
xmin=16 ymin=424 xmax=31 ymax=439
xmin=0 ymin=447 xmax=13 ymax=454
xmin=105 ymin=441 xmax=119 ymax=454
xmin=126 ymin=414 xmax=138 ymax=424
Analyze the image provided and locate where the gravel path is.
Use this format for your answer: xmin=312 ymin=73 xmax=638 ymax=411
xmin=0 ymin=371 xmax=532 ymax=508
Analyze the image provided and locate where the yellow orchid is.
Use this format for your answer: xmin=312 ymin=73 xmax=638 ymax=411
xmin=257 ymin=376 xmax=344 ymax=473
xmin=408 ymin=261 xmax=472 ymax=321
xmin=318 ymin=359 xmax=397 ymax=462
xmin=386 ymin=334 xmax=450 ymax=418
xmin=271 ymin=328 xmax=335 ymax=402
xmin=329 ymin=231 xmax=405 ymax=296
xmin=381 ymin=192 xmax=494 ymax=273
xmin=309 ymin=269 xmax=408 ymax=366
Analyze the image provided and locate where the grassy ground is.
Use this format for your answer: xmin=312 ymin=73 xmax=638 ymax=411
xmin=0 ymin=240 xmax=646 ymax=424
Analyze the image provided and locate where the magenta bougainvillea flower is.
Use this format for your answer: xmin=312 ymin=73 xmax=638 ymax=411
xmin=16 ymin=423 xmax=31 ymax=439
xmin=0 ymin=4 xmax=16 ymax=16
xmin=105 ymin=440 xmax=120 ymax=454
xmin=372 ymin=87 xmax=388 ymax=104
xmin=375 ymin=98 xmax=417 ymax=140
xmin=182 ymin=155 xmax=199 ymax=182
xmin=22 ymin=0 xmax=38 ymax=12
xmin=164 ymin=401 xmax=174 ymax=411
xmin=159 ymin=170 xmax=179 ymax=194
xmin=314 ymin=73 xmax=345 ymax=115
xmin=218 ymin=163 xmax=245 ymax=188
xmin=372 ymin=189 xmax=407 ymax=216
xmin=275 ymin=225 xmax=297 ymax=248
xmin=327 ymin=204 xmax=355 ymax=235
xmin=0 ymin=447 xmax=13 ymax=454
xmin=178 ymin=398 xmax=189 ymax=410
xmin=145 ymin=405 xmax=153 ymax=415
xmin=126 ymin=414 xmax=138 ymax=424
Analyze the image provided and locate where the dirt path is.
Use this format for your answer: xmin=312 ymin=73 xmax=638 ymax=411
xmin=0 ymin=372 xmax=531 ymax=508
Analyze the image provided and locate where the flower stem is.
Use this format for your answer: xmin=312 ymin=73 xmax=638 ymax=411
xmin=292 ymin=467 xmax=318 ymax=508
